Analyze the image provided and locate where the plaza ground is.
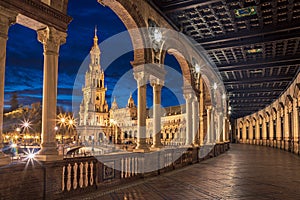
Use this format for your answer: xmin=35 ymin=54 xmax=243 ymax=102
xmin=74 ymin=144 xmax=300 ymax=200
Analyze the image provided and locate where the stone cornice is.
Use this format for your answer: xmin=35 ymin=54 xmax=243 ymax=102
xmin=0 ymin=0 xmax=72 ymax=32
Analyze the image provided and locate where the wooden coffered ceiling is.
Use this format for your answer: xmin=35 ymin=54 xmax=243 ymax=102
xmin=150 ymin=0 xmax=300 ymax=119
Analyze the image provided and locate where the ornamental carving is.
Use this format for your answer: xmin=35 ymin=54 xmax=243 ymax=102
xmin=37 ymin=27 xmax=67 ymax=54
xmin=133 ymin=71 xmax=149 ymax=87
xmin=0 ymin=8 xmax=17 ymax=37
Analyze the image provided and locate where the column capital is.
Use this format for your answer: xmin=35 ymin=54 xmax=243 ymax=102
xmin=37 ymin=27 xmax=67 ymax=55
xmin=0 ymin=8 xmax=17 ymax=38
xmin=150 ymin=78 xmax=164 ymax=88
xmin=133 ymin=71 xmax=149 ymax=87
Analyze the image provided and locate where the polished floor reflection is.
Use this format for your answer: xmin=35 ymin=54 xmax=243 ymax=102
xmin=74 ymin=144 xmax=300 ymax=200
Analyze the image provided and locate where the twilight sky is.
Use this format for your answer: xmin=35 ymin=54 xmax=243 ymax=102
xmin=5 ymin=0 xmax=184 ymax=113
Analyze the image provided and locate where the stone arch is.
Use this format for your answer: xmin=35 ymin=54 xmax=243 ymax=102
xmin=161 ymin=45 xmax=192 ymax=87
xmin=100 ymin=0 xmax=151 ymax=63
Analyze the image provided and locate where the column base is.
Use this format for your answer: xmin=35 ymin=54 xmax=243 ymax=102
xmin=0 ymin=154 xmax=11 ymax=167
xmin=150 ymin=147 xmax=163 ymax=151
xmin=35 ymin=154 xmax=63 ymax=161
xmin=150 ymin=143 xmax=163 ymax=151
xmin=133 ymin=148 xmax=150 ymax=153
xmin=293 ymin=142 xmax=299 ymax=154
xmin=285 ymin=140 xmax=291 ymax=151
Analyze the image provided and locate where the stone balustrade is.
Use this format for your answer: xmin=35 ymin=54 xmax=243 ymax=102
xmin=0 ymin=143 xmax=229 ymax=199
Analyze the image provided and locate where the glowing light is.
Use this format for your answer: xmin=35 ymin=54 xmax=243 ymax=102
xmin=195 ymin=63 xmax=201 ymax=73
xmin=154 ymin=28 xmax=162 ymax=43
xmin=27 ymin=153 xmax=35 ymax=159
xmin=11 ymin=143 xmax=17 ymax=148
xmin=60 ymin=117 xmax=66 ymax=123
xmin=54 ymin=126 xmax=58 ymax=131
xmin=228 ymin=111 xmax=232 ymax=115
xmin=21 ymin=119 xmax=32 ymax=131
xmin=16 ymin=127 xmax=21 ymax=132
xmin=222 ymin=94 xmax=227 ymax=100
xmin=229 ymin=106 xmax=232 ymax=111
xmin=213 ymin=83 xmax=218 ymax=90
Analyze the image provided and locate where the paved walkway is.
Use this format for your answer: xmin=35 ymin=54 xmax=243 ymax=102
xmin=79 ymin=144 xmax=300 ymax=200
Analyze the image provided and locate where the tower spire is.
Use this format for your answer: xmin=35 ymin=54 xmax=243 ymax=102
xmin=94 ymin=25 xmax=98 ymax=46
xmin=95 ymin=25 xmax=97 ymax=37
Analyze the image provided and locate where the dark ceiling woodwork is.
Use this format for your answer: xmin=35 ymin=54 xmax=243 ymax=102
xmin=151 ymin=0 xmax=300 ymax=118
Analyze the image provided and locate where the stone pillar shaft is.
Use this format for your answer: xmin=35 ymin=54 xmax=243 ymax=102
xmin=249 ymin=122 xmax=254 ymax=140
xmin=192 ymin=97 xmax=199 ymax=145
xmin=184 ymin=94 xmax=193 ymax=145
xmin=0 ymin=10 xmax=16 ymax=165
xmin=242 ymin=123 xmax=246 ymax=142
xmin=0 ymin=11 xmax=16 ymax=143
xmin=133 ymin=71 xmax=149 ymax=152
xmin=206 ymin=106 xmax=212 ymax=143
xmin=199 ymin=79 xmax=204 ymax=146
xmin=256 ymin=118 xmax=260 ymax=143
xmin=293 ymin=100 xmax=299 ymax=153
xmin=37 ymin=27 xmax=66 ymax=158
xmin=151 ymin=81 xmax=163 ymax=149
xmin=276 ymin=111 xmax=282 ymax=141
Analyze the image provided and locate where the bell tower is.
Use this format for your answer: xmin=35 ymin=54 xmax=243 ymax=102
xmin=78 ymin=27 xmax=109 ymax=143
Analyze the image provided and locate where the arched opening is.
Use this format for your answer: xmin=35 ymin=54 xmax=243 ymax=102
xmin=266 ymin=113 xmax=270 ymax=141
xmin=252 ymin=118 xmax=256 ymax=140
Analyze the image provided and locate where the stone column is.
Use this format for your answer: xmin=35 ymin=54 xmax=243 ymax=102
xmin=133 ymin=71 xmax=150 ymax=152
xmin=284 ymin=106 xmax=290 ymax=151
xmin=256 ymin=117 xmax=260 ymax=145
xmin=269 ymin=116 xmax=274 ymax=147
xmin=262 ymin=117 xmax=267 ymax=145
xmin=199 ymin=78 xmax=204 ymax=146
xmin=222 ymin=116 xmax=227 ymax=142
xmin=36 ymin=27 xmax=67 ymax=160
xmin=192 ymin=96 xmax=199 ymax=145
xmin=150 ymin=79 xmax=163 ymax=150
xmin=242 ymin=123 xmax=246 ymax=143
xmin=206 ymin=106 xmax=212 ymax=144
xmin=0 ymin=9 xmax=16 ymax=166
xmin=276 ymin=110 xmax=282 ymax=149
xmin=249 ymin=121 xmax=254 ymax=143
xmin=184 ymin=92 xmax=193 ymax=146
xmin=293 ymin=99 xmax=299 ymax=154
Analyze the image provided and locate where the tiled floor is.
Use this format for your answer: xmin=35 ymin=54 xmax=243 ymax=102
xmin=78 ymin=144 xmax=300 ymax=200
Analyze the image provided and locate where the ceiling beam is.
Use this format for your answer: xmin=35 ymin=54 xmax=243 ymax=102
xmin=159 ymin=0 xmax=222 ymax=13
xmin=231 ymin=103 xmax=267 ymax=107
xmin=223 ymin=76 xmax=293 ymax=84
xmin=227 ymin=88 xmax=284 ymax=93
xmin=229 ymin=95 xmax=279 ymax=100
xmin=203 ymin=36 xmax=300 ymax=51
xmin=217 ymin=57 xmax=300 ymax=72
xmin=195 ymin=24 xmax=300 ymax=47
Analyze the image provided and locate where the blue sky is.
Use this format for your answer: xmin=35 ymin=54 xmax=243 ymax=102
xmin=5 ymin=0 xmax=184 ymax=113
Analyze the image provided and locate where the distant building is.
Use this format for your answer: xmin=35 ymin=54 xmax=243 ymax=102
xmin=110 ymin=96 xmax=187 ymax=145
xmin=77 ymin=28 xmax=110 ymax=144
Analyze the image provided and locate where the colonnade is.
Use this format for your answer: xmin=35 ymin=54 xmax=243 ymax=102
xmin=236 ymin=73 xmax=300 ymax=155
xmin=0 ymin=9 xmax=68 ymax=162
